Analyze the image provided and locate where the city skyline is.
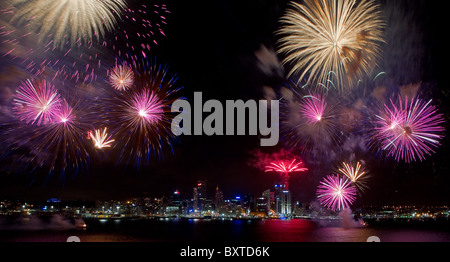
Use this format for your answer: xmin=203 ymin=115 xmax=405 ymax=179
xmin=0 ymin=0 xmax=449 ymax=211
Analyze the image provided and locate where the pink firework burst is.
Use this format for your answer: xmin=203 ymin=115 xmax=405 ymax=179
xmin=54 ymin=99 xmax=74 ymax=125
xmin=130 ymin=88 xmax=164 ymax=125
xmin=12 ymin=79 xmax=61 ymax=125
xmin=317 ymin=175 xmax=357 ymax=212
xmin=265 ymin=158 xmax=308 ymax=190
xmin=374 ymin=96 xmax=445 ymax=162
xmin=300 ymin=94 xmax=327 ymax=124
xmin=105 ymin=61 xmax=183 ymax=168
xmin=109 ymin=63 xmax=134 ymax=91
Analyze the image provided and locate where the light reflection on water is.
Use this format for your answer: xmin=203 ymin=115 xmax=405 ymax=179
xmin=1 ymin=218 xmax=450 ymax=242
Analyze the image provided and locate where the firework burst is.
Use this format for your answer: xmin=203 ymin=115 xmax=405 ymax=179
xmin=317 ymin=175 xmax=357 ymax=212
xmin=277 ymin=0 xmax=385 ymax=90
xmin=88 ymin=127 xmax=115 ymax=149
xmin=8 ymin=0 xmax=127 ymax=48
xmin=337 ymin=161 xmax=369 ymax=194
xmin=27 ymin=99 xmax=90 ymax=183
xmin=300 ymin=94 xmax=327 ymax=125
xmin=280 ymin=85 xmax=345 ymax=160
xmin=0 ymin=5 xmax=110 ymax=84
xmin=12 ymin=79 xmax=61 ymax=126
xmin=105 ymin=60 xmax=183 ymax=168
xmin=373 ymin=96 xmax=445 ymax=162
xmin=265 ymin=158 xmax=308 ymax=190
xmin=120 ymin=88 xmax=164 ymax=127
xmin=109 ymin=63 xmax=135 ymax=91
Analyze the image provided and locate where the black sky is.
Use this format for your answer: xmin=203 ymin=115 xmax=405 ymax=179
xmin=1 ymin=0 xmax=450 ymax=206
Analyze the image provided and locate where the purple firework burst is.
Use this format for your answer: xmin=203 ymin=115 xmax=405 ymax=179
xmin=12 ymin=79 xmax=62 ymax=125
xmin=374 ymin=96 xmax=445 ymax=162
xmin=300 ymin=94 xmax=327 ymax=124
xmin=316 ymin=175 xmax=357 ymax=212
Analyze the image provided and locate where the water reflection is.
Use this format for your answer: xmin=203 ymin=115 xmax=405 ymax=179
xmin=1 ymin=218 xmax=450 ymax=242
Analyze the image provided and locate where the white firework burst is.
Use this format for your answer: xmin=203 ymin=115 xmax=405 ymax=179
xmin=277 ymin=0 xmax=385 ymax=91
xmin=9 ymin=0 xmax=127 ymax=47
xmin=109 ymin=63 xmax=135 ymax=91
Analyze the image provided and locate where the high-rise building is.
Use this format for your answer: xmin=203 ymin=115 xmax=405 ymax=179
xmin=171 ymin=190 xmax=182 ymax=206
xmin=193 ymin=180 xmax=207 ymax=212
xmin=274 ymin=185 xmax=291 ymax=216
xmin=255 ymin=196 xmax=268 ymax=213
xmin=214 ymin=186 xmax=224 ymax=211
xmin=242 ymin=194 xmax=254 ymax=214
xmin=262 ymin=189 xmax=274 ymax=214
xmin=193 ymin=187 xmax=199 ymax=213
xmin=197 ymin=180 xmax=207 ymax=211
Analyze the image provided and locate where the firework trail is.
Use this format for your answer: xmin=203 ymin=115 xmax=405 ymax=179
xmin=8 ymin=0 xmax=126 ymax=48
xmin=317 ymin=175 xmax=357 ymax=212
xmin=12 ymin=79 xmax=61 ymax=126
xmin=109 ymin=1 xmax=170 ymax=63
xmin=373 ymin=96 xmax=445 ymax=163
xmin=277 ymin=0 xmax=385 ymax=91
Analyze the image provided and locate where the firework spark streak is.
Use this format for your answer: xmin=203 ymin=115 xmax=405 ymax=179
xmin=9 ymin=0 xmax=127 ymax=48
xmin=373 ymin=96 xmax=445 ymax=162
xmin=338 ymin=161 xmax=369 ymax=194
xmin=277 ymin=0 xmax=385 ymax=90
xmin=109 ymin=63 xmax=134 ymax=91
xmin=317 ymin=175 xmax=357 ymax=211
xmin=110 ymin=1 xmax=170 ymax=62
xmin=12 ymin=79 xmax=61 ymax=125
xmin=88 ymin=127 xmax=115 ymax=149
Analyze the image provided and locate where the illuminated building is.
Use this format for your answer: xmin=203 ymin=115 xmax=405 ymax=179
xmin=171 ymin=190 xmax=182 ymax=206
xmin=192 ymin=180 xmax=207 ymax=213
xmin=193 ymin=187 xmax=199 ymax=213
xmin=262 ymin=189 xmax=274 ymax=214
xmin=166 ymin=190 xmax=183 ymax=216
xmin=214 ymin=186 xmax=224 ymax=213
xmin=255 ymin=196 xmax=268 ymax=213
xmin=242 ymin=194 xmax=254 ymax=214
xmin=229 ymin=196 xmax=245 ymax=217
xmin=274 ymin=185 xmax=291 ymax=216
xmin=197 ymin=180 xmax=207 ymax=210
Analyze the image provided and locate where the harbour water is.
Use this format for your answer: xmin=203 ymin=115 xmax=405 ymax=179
xmin=1 ymin=216 xmax=450 ymax=242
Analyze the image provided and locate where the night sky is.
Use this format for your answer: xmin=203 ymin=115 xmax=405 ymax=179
xmin=0 ymin=0 xmax=449 ymax=206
